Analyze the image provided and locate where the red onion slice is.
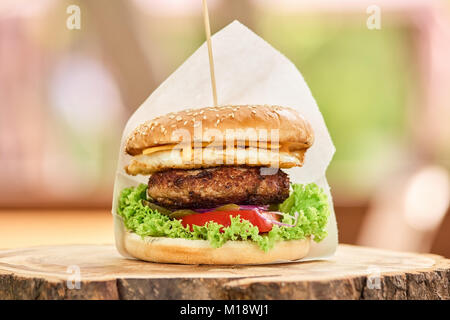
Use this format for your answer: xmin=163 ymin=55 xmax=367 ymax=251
xmin=254 ymin=209 xmax=299 ymax=228
xmin=193 ymin=208 xmax=214 ymax=213
xmin=191 ymin=205 xmax=299 ymax=228
xmin=193 ymin=204 xmax=269 ymax=213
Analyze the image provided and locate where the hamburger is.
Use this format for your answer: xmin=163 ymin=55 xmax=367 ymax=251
xmin=117 ymin=105 xmax=330 ymax=264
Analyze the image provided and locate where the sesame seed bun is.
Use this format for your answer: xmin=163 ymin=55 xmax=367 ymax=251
xmin=125 ymin=105 xmax=314 ymax=156
xmin=123 ymin=231 xmax=311 ymax=265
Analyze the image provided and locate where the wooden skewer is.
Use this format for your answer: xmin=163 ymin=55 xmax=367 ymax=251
xmin=202 ymin=0 xmax=218 ymax=107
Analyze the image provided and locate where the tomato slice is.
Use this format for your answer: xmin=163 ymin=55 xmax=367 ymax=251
xmin=179 ymin=210 xmax=278 ymax=233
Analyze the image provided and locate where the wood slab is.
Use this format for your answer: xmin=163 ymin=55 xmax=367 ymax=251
xmin=0 ymin=244 xmax=448 ymax=300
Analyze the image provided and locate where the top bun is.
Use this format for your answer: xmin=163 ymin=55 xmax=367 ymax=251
xmin=125 ymin=105 xmax=314 ymax=156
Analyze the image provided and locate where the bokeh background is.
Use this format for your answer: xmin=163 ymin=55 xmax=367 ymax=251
xmin=1 ymin=0 xmax=449 ymax=256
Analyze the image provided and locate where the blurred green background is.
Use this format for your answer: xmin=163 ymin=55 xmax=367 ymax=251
xmin=261 ymin=16 xmax=413 ymax=198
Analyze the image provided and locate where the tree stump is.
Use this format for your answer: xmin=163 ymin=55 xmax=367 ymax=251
xmin=0 ymin=244 xmax=448 ymax=299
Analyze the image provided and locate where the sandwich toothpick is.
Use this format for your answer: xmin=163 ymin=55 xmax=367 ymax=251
xmin=202 ymin=0 xmax=218 ymax=107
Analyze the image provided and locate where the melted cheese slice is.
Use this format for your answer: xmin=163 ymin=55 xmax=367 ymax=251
xmin=142 ymin=144 xmax=177 ymax=155
xmin=141 ymin=142 xmax=281 ymax=156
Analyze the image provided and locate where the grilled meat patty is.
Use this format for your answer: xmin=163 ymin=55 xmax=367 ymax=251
xmin=147 ymin=166 xmax=290 ymax=209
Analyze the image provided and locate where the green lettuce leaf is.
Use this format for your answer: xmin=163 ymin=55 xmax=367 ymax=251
xmin=117 ymin=182 xmax=330 ymax=252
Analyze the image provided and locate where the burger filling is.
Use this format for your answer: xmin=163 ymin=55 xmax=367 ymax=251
xmin=147 ymin=166 xmax=289 ymax=209
xmin=117 ymin=165 xmax=330 ymax=252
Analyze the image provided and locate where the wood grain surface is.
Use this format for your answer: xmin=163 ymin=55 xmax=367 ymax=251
xmin=0 ymin=244 xmax=448 ymax=300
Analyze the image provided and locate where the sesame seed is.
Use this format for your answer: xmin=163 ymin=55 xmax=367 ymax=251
xmin=176 ymin=116 xmax=182 ymax=121
xmin=184 ymin=121 xmax=188 ymax=125
xmin=203 ymin=115 xmax=207 ymax=120
xmin=168 ymin=114 xmax=175 ymax=119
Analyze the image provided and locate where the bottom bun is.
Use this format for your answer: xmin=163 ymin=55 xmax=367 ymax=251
xmin=123 ymin=232 xmax=310 ymax=265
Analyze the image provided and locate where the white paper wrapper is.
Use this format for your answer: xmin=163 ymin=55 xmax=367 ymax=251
xmin=112 ymin=21 xmax=338 ymax=262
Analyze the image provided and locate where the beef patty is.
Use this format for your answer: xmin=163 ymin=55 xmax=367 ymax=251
xmin=147 ymin=166 xmax=290 ymax=209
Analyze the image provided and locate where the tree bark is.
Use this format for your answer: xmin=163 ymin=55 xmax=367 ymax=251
xmin=0 ymin=244 xmax=448 ymax=299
